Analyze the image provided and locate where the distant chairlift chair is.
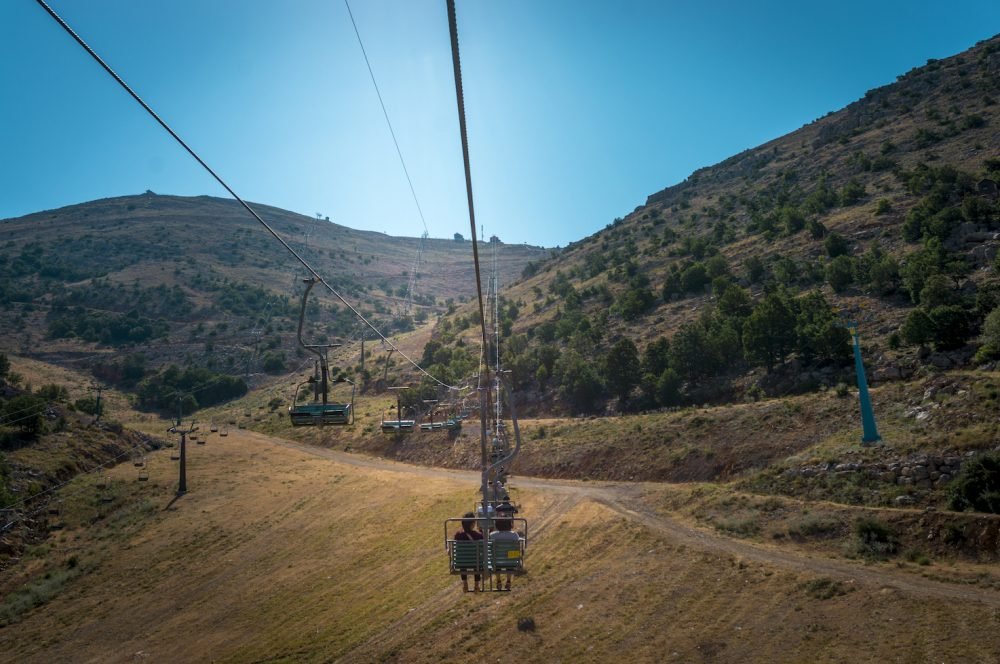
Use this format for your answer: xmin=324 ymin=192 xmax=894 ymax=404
xmin=288 ymin=277 xmax=355 ymax=427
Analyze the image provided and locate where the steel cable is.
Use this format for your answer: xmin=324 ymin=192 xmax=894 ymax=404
xmin=32 ymin=0 xmax=458 ymax=390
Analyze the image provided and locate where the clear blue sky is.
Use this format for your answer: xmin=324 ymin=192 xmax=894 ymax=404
xmin=2 ymin=1 xmax=997 ymax=247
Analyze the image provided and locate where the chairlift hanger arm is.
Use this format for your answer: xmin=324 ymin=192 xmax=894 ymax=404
xmin=296 ymin=278 xmax=326 ymax=365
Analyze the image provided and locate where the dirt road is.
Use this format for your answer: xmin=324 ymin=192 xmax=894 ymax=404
xmin=254 ymin=431 xmax=1000 ymax=608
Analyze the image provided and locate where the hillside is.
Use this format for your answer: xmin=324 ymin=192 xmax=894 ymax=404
xmin=4 ymin=31 xmax=1000 ymax=663
xmin=0 ymin=193 xmax=546 ymax=410
xmin=422 ymin=33 xmax=1000 ymax=417
xmin=3 ymin=429 xmax=1000 ymax=662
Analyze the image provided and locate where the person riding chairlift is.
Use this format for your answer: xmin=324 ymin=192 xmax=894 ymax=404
xmin=453 ymin=512 xmax=484 ymax=592
xmin=489 ymin=518 xmax=521 ymax=591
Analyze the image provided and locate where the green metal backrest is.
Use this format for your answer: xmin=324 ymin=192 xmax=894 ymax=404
xmin=451 ymin=540 xmax=487 ymax=571
xmin=489 ymin=540 xmax=523 ymax=570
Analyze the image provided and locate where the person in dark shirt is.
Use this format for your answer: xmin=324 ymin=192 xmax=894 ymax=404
xmin=454 ymin=511 xmax=484 ymax=592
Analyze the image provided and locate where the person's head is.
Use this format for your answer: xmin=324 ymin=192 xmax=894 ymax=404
xmin=496 ymin=518 xmax=513 ymax=532
xmin=461 ymin=511 xmax=476 ymax=533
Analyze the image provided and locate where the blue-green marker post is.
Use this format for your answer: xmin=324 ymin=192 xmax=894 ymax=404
xmin=846 ymin=321 xmax=881 ymax=445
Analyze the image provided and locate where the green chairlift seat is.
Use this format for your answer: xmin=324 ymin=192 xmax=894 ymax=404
xmin=450 ymin=539 xmax=488 ymax=573
xmin=490 ymin=540 xmax=524 ymax=572
xmin=290 ymin=402 xmax=352 ymax=426
xmin=445 ymin=517 xmax=527 ymax=576
xmin=381 ymin=419 xmax=415 ymax=434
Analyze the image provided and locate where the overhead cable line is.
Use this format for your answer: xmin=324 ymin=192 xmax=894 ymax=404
xmin=445 ymin=0 xmax=491 ymax=384
xmin=344 ymin=0 xmax=430 ymax=317
xmin=343 ymin=0 xmax=429 ymax=239
xmin=33 ymin=0 xmax=458 ymax=391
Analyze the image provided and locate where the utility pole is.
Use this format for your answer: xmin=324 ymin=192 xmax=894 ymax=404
xmin=168 ymin=395 xmax=198 ymax=495
xmin=838 ymin=316 xmax=881 ymax=445
xmin=89 ymin=383 xmax=104 ymax=423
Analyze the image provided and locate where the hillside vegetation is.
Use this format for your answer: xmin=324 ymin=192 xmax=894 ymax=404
xmin=3 ymin=32 xmax=1000 ymax=663
xmin=420 ymin=34 xmax=1000 ymax=419
xmin=0 ymin=193 xmax=544 ymax=414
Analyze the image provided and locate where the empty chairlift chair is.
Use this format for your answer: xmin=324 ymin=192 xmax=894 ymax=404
xmin=382 ymin=387 xmax=415 ymax=434
xmin=289 ymin=277 xmax=355 ymax=427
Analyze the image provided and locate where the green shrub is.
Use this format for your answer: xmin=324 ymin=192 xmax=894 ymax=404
xmin=949 ymin=453 xmax=1000 ymax=513
xmin=787 ymin=514 xmax=840 ymax=538
xmin=35 ymin=384 xmax=68 ymax=402
xmin=975 ymin=306 xmax=1000 ymax=362
xmin=960 ymin=114 xmax=985 ymax=130
xmin=806 ymin=218 xmax=826 ymax=239
xmin=801 ymin=577 xmax=851 ymax=600
xmin=73 ymin=396 xmax=98 ymax=415
xmin=825 ymin=255 xmax=855 ymax=293
xmin=853 ymin=517 xmax=898 ymax=558
xmin=2 ymin=394 xmax=47 ymax=435
xmin=261 ymin=352 xmax=286 ymax=374
xmin=0 ymin=566 xmax=79 ymax=627
xmin=714 ymin=516 xmax=760 ymax=537
xmin=901 ymin=308 xmax=934 ymax=346
xmin=823 ymin=233 xmax=850 ymax=258
xmin=927 ymin=305 xmax=972 ymax=351
xmin=839 ymin=178 xmax=866 ymax=206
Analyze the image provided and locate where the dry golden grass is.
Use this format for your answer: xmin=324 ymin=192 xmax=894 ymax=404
xmin=3 ymin=428 xmax=1000 ymax=663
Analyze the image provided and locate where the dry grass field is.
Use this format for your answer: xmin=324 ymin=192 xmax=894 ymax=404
xmin=3 ymin=427 xmax=1000 ymax=663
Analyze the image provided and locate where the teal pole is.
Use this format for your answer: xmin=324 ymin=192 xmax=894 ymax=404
xmin=848 ymin=322 xmax=881 ymax=445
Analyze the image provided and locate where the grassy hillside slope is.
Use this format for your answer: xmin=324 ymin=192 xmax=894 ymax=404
xmin=0 ymin=193 xmax=545 ymax=402
xmin=423 ymin=34 xmax=1000 ymax=417
xmin=3 ymin=430 xmax=1000 ymax=663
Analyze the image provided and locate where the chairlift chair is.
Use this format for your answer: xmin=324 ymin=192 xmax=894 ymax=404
xmin=382 ymin=387 xmax=415 ymax=433
xmin=289 ymin=277 xmax=355 ymax=426
xmin=289 ymin=377 xmax=355 ymax=426
xmin=444 ymin=516 xmax=528 ymax=584
xmin=99 ymin=477 xmax=113 ymax=502
xmin=48 ymin=504 xmax=66 ymax=530
xmin=380 ymin=405 xmax=415 ymax=434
